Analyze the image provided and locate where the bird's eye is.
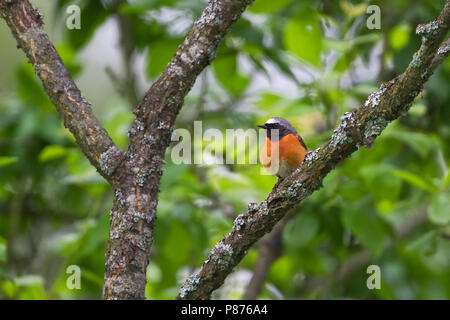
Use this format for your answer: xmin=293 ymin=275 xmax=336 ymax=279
xmin=265 ymin=122 xmax=279 ymax=129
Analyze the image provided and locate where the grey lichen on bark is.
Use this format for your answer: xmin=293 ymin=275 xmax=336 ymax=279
xmin=176 ymin=1 xmax=450 ymax=300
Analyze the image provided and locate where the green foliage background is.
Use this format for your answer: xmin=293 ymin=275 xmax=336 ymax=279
xmin=0 ymin=0 xmax=449 ymax=299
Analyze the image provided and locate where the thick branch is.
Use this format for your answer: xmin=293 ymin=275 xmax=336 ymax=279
xmin=176 ymin=1 xmax=450 ymax=300
xmin=102 ymin=0 xmax=254 ymax=299
xmin=0 ymin=1 xmax=124 ymax=181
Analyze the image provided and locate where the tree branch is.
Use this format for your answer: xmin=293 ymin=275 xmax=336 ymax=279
xmin=176 ymin=1 xmax=450 ymax=300
xmin=102 ymin=0 xmax=254 ymax=299
xmin=0 ymin=0 xmax=124 ymax=181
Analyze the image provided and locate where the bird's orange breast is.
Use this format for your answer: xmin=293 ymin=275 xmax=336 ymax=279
xmin=260 ymin=134 xmax=306 ymax=177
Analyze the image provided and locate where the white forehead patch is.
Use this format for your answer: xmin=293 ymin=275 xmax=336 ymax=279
xmin=265 ymin=118 xmax=279 ymax=125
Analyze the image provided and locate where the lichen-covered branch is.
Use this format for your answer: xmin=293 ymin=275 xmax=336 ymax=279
xmin=102 ymin=0 xmax=254 ymax=299
xmin=176 ymin=1 xmax=450 ymax=300
xmin=0 ymin=0 xmax=124 ymax=181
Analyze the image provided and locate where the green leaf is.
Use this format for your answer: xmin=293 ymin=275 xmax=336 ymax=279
xmin=0 ymin=157 xmax=17 ymax=168
xmin=39 ymin=145 xmax=67 ymax=162
xmin=283 ymin=212 xmax=319 ymax=248
xmin=255 ymin=93 xmax=283 ymax=110
xmin=249 ymin=0 xmax=291 ymax=13
xmin=444 ymin=170 xmax=450 ymax=187
xmin=269 ymin=256 xmax=293 ymax=285
xmin=103 ymin=103 xmax=134 ymax=150
xmin=389 ymin=24 xmax=410 ymax=51
xmin=262 ymin=47 xmax=300 ymax=84
xmin=393 ymin=170 xmax=438 ymax=192
xmin=341 ymin=206 xmax=387 ymax=257
xmin=361 ymin=164 xmax=401 ymax=202
xmin=340 ymin=179 xmax=365 ymax=202
xmin=386 ymin=130 xmax=435 ymax=159
xmin=283 ymin=12 xmax=323 ymax=67
xmin=147 ymin=38 xmax=181 ymax=78
xmin=324 ymin=33 xmax=380 ymax=53
xmin=213 ymin=52 xmax=250 ymax=95
xmin=119 ymin=0 xmax=160 ymax=14
xmin=65 ymin=1 xmax=110 ymax=49
xmin=429 ymin=193 xmax=450 ymax=225
xmin=81 ymin=269 xmax=104 ymax=287
xmin=323 ymin=38 xmax=352 ymax=52
xmin=351 ymin=33 xmax=382 ymax=46
xmin=231 ymin=19 xmax=264 ymax=47
xmin=0 ymin=237 xmax=6 ymax=263
xmin=16 ymin=65 xmax=50 ymax=109
xmin=162 ymin=220 xmax=192 ymax=264
xmin=79 ymin=213 xmax=110 ymax=257
xmin=340 ymin=1 xmax=368 ymax=17
xmin=406 ymin=230 xmax=437 ymax=254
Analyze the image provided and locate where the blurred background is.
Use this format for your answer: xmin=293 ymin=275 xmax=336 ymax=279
xmin=0 ymin=0 xmax=449 ymax=299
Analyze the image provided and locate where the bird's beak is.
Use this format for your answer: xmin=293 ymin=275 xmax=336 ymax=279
xmin=257 ymin=125 xmax=267 ymax=129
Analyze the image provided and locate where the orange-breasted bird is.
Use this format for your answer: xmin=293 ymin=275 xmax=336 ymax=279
xmin=258 ymin=117 xmax=307 ymax=178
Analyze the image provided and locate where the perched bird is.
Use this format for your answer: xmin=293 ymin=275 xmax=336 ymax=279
xmin=258 ymin=117 xmax=307 ymax=178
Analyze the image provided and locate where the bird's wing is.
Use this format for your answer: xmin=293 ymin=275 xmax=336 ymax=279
xmin=296 ymin=134 xmax=307 ymax=150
